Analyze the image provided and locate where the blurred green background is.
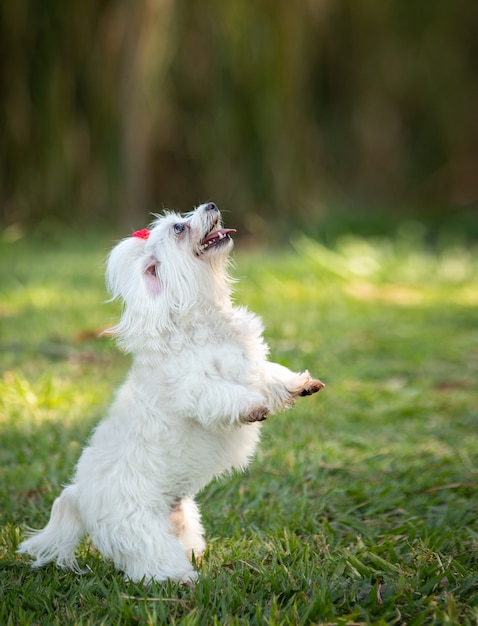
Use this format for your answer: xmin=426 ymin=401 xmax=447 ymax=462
xmin=1 ymin=0 xmax=477 ymax=239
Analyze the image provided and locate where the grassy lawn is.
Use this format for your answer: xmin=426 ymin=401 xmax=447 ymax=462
xmin=1 ymin=227 xmax=477 ymax=625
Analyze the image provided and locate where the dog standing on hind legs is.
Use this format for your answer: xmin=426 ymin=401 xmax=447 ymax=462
xmin=18 ymin=202 xmax=324 ymax=583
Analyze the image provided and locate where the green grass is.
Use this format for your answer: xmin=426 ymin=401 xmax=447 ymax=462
xmin=1 ymin=228 xmax=477 ymax=625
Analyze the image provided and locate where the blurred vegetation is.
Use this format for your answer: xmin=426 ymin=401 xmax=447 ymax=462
xmin=1 ymin=0 xmax=478 ymax=237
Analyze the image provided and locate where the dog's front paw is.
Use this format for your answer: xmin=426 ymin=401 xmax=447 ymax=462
xmin=299 ymin=378 xmax=325 ymax=396
xmin=241 ymin=406 xmax=270 ymax=423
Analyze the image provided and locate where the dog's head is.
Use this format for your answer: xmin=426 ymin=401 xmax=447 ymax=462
xmin=106 ymin=203 xmax=236 ymax=349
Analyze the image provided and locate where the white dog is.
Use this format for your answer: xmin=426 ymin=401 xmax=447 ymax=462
xmin=18 ymin=202 xmax=324 ymax=583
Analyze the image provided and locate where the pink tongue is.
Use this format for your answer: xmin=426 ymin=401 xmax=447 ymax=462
xmin=201 ymin=228 xmax=236 ymax=245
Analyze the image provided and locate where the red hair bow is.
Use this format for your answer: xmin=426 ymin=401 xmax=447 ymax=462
xmin=132 ymin=228 xmax=151 ymax=240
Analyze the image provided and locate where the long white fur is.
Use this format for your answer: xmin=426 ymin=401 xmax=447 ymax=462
xmin=18 ymin=203 xmax=322 ymax=583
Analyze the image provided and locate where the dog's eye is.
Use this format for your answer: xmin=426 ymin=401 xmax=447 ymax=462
xmin=173 ymin=223 xmax=186 ymax=235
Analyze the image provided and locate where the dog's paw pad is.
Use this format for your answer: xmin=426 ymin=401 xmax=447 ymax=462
xmin=243 ymin=406 xmax=269 ymax=423
xmin=299 ymin=379 xmax=325 ymax=396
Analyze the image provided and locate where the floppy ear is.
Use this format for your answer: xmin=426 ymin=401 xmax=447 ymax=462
xmin=142 ymin=256 xmax=162 ymax=297
xmin=106 ymin=238 xmax=141 ymax=301
xmin=106 ymin=233 xmax=170 ymax=350
xmin=106 ymin=234 xmax=164 ymax=306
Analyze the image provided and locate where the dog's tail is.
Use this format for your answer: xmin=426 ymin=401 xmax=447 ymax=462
xmin=18 ymin=484 xmax=86 ymax=572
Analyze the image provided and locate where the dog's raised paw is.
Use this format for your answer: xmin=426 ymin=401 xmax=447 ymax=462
xmin=299 ymin=379 xmax=325 ymax=396
xmin=242 ymin=406 xmax=270 ymax=423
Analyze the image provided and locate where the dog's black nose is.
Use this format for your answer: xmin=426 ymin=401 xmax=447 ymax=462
xmin=205 ymin=202 xmax=218 ymax=213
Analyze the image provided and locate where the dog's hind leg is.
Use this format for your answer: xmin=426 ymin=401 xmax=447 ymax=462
xmin=18 ymin=484 xmax=85 ymax=572
xmin=170 ymin=497 xmax=206 ymax=562
xmin=91 ymin=511 xmax=198 ymax=584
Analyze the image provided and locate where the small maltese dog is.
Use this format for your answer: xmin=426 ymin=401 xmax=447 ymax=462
xmin=18 ymin=202 xmax=324 ymax=583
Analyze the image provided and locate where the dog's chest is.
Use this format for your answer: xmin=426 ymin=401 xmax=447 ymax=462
xmin=181 ymin=332 xmax=255 ymax=382
xmin=133 ymin=309 xmax=268 ymax=398
xmin=201 ymin=319 xmax=266 ymax=381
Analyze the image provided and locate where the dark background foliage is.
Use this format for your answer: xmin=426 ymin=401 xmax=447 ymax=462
xmin=1 ymin=0 xmax=477 ymax=236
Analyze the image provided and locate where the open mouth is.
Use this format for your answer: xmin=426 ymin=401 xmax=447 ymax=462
xmin=199 ymin=226 xmax=236 ymax=252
